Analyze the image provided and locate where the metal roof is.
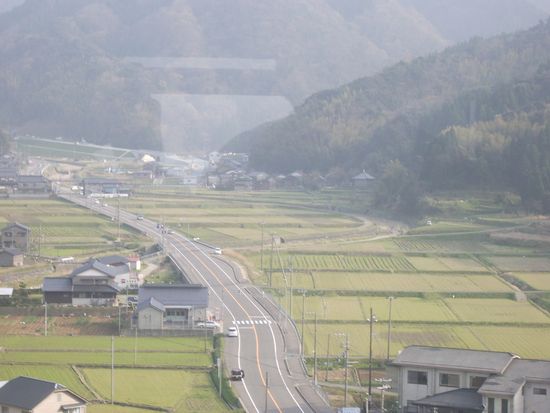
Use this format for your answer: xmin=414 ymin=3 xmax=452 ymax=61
xmin=137 ymin=297 xmax=165 ymax=312
xmin=71 ymin=259 xmax=125 ymax=278
xmin=412 ymin=388 xmax=483 ymax=411
xmin=0 ymin=248 xmax=23 ymax=256
xmin=72 ymin=284 xmax=119 ymax=293
xmin=479 ymin=359 xmax=550 ymax=395
xmin=138 ymin=284 xmax=208 ymax=308
xmin=1 ymin=222 xmax=30 ymax=232
xmin=17 ymin=175 xmax=48 ymax=183
xmin=43 ymin=277 xmax=72 ymax=293
xmin=0 ymin=288 xmax=13 ymax=297
xmin=98 ymin=255 xmax=130 ymax=266
xmin=0 ymin=376 xmax=85 ymax=410
xmin=393 ymin=346 xmax=517 ymax=374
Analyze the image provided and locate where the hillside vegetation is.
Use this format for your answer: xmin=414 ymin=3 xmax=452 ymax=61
xmin=1 ymin=0 xmax=549 ymax=151
xmin=228 ymin=20 xmax=550 ymax=212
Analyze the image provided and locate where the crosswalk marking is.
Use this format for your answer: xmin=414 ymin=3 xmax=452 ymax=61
xmin=233 ymin=319 xmax=272 ymax=325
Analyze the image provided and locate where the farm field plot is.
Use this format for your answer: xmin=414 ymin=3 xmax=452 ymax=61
xmin=407 ymin=256 xmax=488 ymax=272
xmin=0 ymin=335 xmax=210 ymax=353
xmin=0 ymin=199 xmax=148 ymax=260
xmin=303 ymin=323 xmax=550 ymax=359
xmin=288 ymin=296 xmax=457 ymax=323
xmin=0 ymin=350 xmax=210 ymax=367
xmin=511 ymin=272 xmax=550 ymax=290
xmin=442 ymin=298 xmax=550 ymax=324
xmin=83 ymin=368 xmax=229 ymax=413
xmin=88 ymin=406 xmax=155 ymax=413
xmin=249 ymin=253 xmax=416 ymax=272
xmin=0 ymin=365 xmax=93 ymax=399
xmin=270 ymin=272 xmax=512 ymax=292
xmin=488 ymin=256 xmax=550 ymax=272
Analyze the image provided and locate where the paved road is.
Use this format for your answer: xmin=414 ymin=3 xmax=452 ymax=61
xmin=60 ymin=193 xmax=332 ymax=413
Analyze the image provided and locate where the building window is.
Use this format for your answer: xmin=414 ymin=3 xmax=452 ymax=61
xmin=407 ymin=370 xmax=428 ymax=385
xmin=439 ymin=373 xmax=460 ymax=388
xmin=470 ymin=376 xmax=485 ymax=389
xmin=488 ymin=397 xmax=494 ymax=413
xmin=501 ymin=399 xmax=508 ymax=413
xmin=63 ymin=407 xmax=81 ymax=413
xmin=534 ymin=387 xmax=547 ymax=395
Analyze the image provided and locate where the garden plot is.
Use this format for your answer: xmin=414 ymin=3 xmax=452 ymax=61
xmin=488 ymin=256 xmax=550 ymax=272
xmin=303 ymin=323 xmax=550 ymax=360
xmin=0 ymin=365 xmax=93 ymax=399
xmin=271 ymin=272 xmax=512 ymax=293
xmin=288 ymin=296 xmax=457 ymax=323
xmin=443 ymin=298 xmax=550 ymax=324
xmin=83 ymin=368 xmax=229 ymax=413
xmin=511 ymin=272 xmax=550 ymax=290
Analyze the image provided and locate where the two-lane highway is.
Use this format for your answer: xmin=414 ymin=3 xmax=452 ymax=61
xmin=61 ymin=193 xmax=332 ymax=413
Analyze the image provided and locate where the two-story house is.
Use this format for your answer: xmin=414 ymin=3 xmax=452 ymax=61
xmin=1 ymin=223 xmax=30 ymax=251
xmin=137 ymin=284 xmax=209 ymax=330
xmin=43 ymin=259 xmax=121 ymax=306
xmin=392 ymin=346 xmax=550 ymax=413
xmin=0 ymin=376 xmax=87 ymax=413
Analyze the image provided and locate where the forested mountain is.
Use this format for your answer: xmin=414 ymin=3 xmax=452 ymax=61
xmin=1 ymin=0 xmax=549 ymax=151
xmin=227 ymin=20 xmax=550 ymax=211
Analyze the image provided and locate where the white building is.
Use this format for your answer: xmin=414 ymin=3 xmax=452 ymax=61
xmin=392 ymin=346 xmax=550 ymax=413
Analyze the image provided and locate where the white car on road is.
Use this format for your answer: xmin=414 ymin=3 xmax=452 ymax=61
xmin=227 ymin=326 xmax=238 ymax=337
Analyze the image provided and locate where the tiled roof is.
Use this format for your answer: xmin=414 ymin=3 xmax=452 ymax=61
xmin=393 ymin=346 xmax=516 ymax=374
xmin=43 ymin=277 xmax=72 ymax=293
xmin=138 ymin=284 xmax=208 ymax=308
xmin=0 ymin=376 xmax=85 ymax=410
xmin=412 ymin=388 xmax=483 ymax=411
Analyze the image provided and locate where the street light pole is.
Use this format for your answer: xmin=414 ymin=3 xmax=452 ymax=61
xmin=387 ymin=296 xmax=394 ymax=361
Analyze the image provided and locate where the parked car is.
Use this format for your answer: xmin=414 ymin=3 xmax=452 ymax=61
xmin=213 ymin=248 xmax=222 ymax=255
xmin=231 ymin=369 xmax=245 ymax=381
xmin=137 ymin=216 xmax=144 ymax=220
xmin=227 ymin=326 xmax=238 ymax=337
xmin=196 ymin=320 xmax=220 ymax=329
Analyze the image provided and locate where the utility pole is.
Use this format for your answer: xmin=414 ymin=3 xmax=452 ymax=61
xmin=118 ymin=305 xmax=121 ymax=335
xmin=344 ymin=333 xmax=349 ymax=407
xmin=44 ymin=302 xmax=47 ymax=336
xmin=301 ymin=291 xmax=306 ymax=353
xmin=217 ymin=357 xmax=222 ymax=398
xmin=260 ymin=222 xmax=264 ymax=272
xmin=264 ymin=371 xmax=269 ymax=413
xmin=134 ymin=326 xmax=137 ymax=366
xmin=116 ymin=196 xmax=121 ymax=242
xmin=269 ymin=234 xmax=274 ymax=287
xmin=368 ymin=307 xmax=377 ymax=403
xmin=313 ymin=312 xmax=318 ymax=386
xmin=111 ymin=335 xmax=115 ymax=405
xmin=387 ymin=296 xmax=394 ymax=361
xmin=288 ymin=256 xmax=293 ymax=318
xmin=325 ymin=333 xmax=331 ymax=382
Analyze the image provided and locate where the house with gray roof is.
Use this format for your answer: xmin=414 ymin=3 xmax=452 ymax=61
xmin=43 ymin=258 xmax=122 ymax=306
xmin=392 ymin=346 xmax=550 ymax=413
xmin=137 ymin=284 xmax=209 ymax=330
xmin=0 ymin=376 xmax=87 ymax=413
xmin=352 ymin=170 xmax=375 ymax=188
xmin=0 ymin=248 xmax=24 ymax=267
xmin=1 ymin=222 xmax=30 ymax=251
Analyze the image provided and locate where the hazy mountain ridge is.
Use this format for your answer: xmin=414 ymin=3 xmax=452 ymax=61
xmin=1 ymin=0 xmax=550 ymax=150
xmin=226 ymin=20 xmax=550 ymax=173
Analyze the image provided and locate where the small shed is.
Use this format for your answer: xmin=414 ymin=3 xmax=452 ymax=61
xmin=0 ymin=248 xmax=24 ymax=267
